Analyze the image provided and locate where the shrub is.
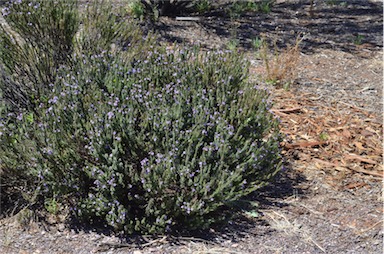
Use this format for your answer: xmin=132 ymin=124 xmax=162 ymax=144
xmin=0 ymin=0 xmax=282 ymax=234
xmin=0 ymin=0 xmax=79 ymax=113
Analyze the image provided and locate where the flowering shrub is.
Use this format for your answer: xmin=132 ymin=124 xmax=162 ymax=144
xmin=0 ymin=0 xmax=282 ymax=233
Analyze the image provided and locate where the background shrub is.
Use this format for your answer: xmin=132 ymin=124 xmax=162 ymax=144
xmin=0 ymin=0 xmax=282 ymax=234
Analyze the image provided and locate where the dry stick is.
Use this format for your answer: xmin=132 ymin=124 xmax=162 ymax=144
xmin=297 ymin=204 xmax=324 ymax=216
xmin=140 ymin=236 xmax=168 ymax=247
xmin=284 ymin=141 xmax=327 ymax=149
xmin=339 ymin=167 xmax=383 ymax=178
xmin=345 ymin=153 xmax=377 ymax=165
xmin=357 ymin=220 xmax=383 ymax=235
xmin=98 ymin=235 xmax=219 ymax=251
xmin=308 ymin=95 xmax=323 ymax=101
xmin=175 ymin=17 xmax=201 ymax=21
xmin=98 ymin=236 xmax=168 ymax=250
xmin=312 ymin=158 xmax=339 ymax=167
xmin=271 ymin=107 xmax=302 ymax=113
xmin=338 ymin=101 xmax=372 ymax=113
xmin=171 ymin=236 xmax=213 ymax=245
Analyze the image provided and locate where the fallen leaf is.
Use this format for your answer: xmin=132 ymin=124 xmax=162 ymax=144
xmin=244 ymin=210 xmax=260 ymax=218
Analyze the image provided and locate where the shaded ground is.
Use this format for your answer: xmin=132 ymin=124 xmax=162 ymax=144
xmin=0 ymin=0 xmax=383 ymax=253
xmin=156 ymin=0 xmax=382 ymax=53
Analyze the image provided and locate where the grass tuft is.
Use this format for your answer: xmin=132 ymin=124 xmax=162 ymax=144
xmin=258 ymin=34 xmax=304 ymax=87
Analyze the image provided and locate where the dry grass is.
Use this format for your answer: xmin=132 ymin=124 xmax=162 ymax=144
xmin=262 ymin=210 xmax=325 ymax=253
xmin=180 ymin=244 xmax=239 ymax=254
xmin=259 ymin=34 xmax=304 ymax=87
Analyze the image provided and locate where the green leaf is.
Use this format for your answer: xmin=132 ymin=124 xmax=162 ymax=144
xmin=244 ymin=210 xmax=259 ymax=218
xmin=26 ymin=112 xmax=34 ymax=123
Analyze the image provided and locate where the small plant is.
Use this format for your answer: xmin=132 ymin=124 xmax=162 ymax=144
xmin=227 ymin=38 xmax=239 ymax=51
xmin=325 ymin=0 xmax=348 ymax=7
xmin=126 ymin=0 xmax=145 ymax=20
xmin=229 ymin=0 xmax=273 ymax=17
xmin=259 ymin=34 xmax=304 ymax=87
xmin=325 ymin=0 xmax=340 ymax=5
xmin=325 ymin=0 xmax=347 ymax=6
xmin=319 ymin=132 xmax=329 ymax=141
xmin=2 ymin=227 xmax=13 ymax=247
xmin=228 ymin=17 xmax=240 ymax=51
xmin=44 ymin=197 xmax=60 ymax=215
xmin=194 ymin=0 xmax=211 ymax=14
xmin=252 ymin=36 xmax=264 ymax=51
xmin=260 ymin=0 xmax=273 ymax=14
xmin=16 ymin=208 xmax=35 ymax=229
xmin=229 ymin=1 xmax=251 ymax=18
xmin=353 ymin=34 xmax=364 ymax=45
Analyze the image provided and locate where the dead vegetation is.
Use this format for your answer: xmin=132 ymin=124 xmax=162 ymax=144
xmin=258 ymin=34 xmax=304 ymax=87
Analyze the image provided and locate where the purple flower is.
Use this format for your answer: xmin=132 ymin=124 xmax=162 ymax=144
xmin=44 ymin=148 xmax=53 ymax=155
xmin=140 ymin=158 xmax=149 ymax=166
xmin=2 ymin=7 xmax=10 ymax=16
xmin=49 ymin=96 xmax=58 ymax=104
xmin=17 ymin=113 xmax=23 ymax=121
xmin=107 ymin=111 xmax=114 ymax=119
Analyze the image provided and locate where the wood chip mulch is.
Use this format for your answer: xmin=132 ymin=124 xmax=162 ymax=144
xmin=272 ymin=89 xmax=383 ymax=183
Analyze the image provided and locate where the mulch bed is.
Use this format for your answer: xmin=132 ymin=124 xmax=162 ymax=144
xmin=273 ymin=88 xmax=383 ymax=182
